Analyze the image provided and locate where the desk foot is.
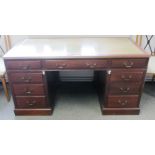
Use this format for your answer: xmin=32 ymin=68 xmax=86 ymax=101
xmin=14 ymin=108 xmax=53 ymax=116
xmin=101 ymin=107 xmax=140 ymax=115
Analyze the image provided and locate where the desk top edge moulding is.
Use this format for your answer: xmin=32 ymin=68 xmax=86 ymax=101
xmin=3 ymin=37 xmax=149 ymax=60
xmin=3 ymin=37 xmax=150 ymax=116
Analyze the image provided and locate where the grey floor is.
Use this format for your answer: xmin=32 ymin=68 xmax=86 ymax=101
xmin=0 ymin=82 xmax=155 ymax=120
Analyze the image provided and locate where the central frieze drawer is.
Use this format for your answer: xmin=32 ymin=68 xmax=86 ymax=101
xmin=9 ymin=72 xmax=43 ymax=83
xmin=6 ymin=60 xmax=41 ymax=70
xmin=111 ymin=59 xmax=148 ymax=68
xmin=109 ymin=82 xmax=141 ymax=95
xmin=110 ymin=70 xmax=144 ymax=82
xmin=106 ymin=95 xmax=139 ymax=108
xmin=13 ymin=84 xmax=45 ymax=96
xmin=43 ymin=60 xmax=108 ymax=69
xmin=15 ymin=96 xmax=49 ymax=108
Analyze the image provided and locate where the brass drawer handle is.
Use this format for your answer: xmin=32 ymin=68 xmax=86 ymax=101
xmin=26 ymin=100 xmax=36 ymax=106
xmin=123 ymin=62 xmax=134 ymax=68
xmin=120 ymin=87 xmax=130 ymax=93
xmin=56 ymin=63 xmax=67 ymax=69
xmin=21 ymin=77 xmax=25 ymax=80
xmin=118 ymin=100 xmax=128 ymax=106
xmin=21 ymin=65 xmax=30 ymax=70
xmin=24 ymin=79 xmax=31 ymax=83
xmin=21 ymin=77 xmax=32 ymax=82
xmin=86 ymin=63 xmax=97 ymax=68
xmin=25 ymin=90 xmax=32 ymax=95
xmin=121 ymin=75 xmax=132 ymax=81
xmin=28 ymin=103 xmax=34 ymax=106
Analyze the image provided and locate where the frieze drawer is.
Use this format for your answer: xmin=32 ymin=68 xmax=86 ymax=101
xmin=5 ymin=60 xmax=41 ymax=70
xmin=43 ymin=60 xmax=108 ymax=69
xmin=111 ymin=59 xmax=148 ymax=69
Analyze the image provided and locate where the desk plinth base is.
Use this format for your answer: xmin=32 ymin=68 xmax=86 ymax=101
xmin=14 ymin=108 xmax=53 ymax=116
xmin=101 ymin=107 xmax=140 ymax=115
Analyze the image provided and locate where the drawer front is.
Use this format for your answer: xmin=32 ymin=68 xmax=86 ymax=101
xmin=110 ymin=70 xmax=144 ymax=82
xmin=15 ymin=96 xmax=49 ymax=108
xmin=109 ymin=82 xmax=141 ymax=95
xmin=43 ymin=60 xmax=108 ymax=69
xmin=111 ymin=59 xmax=147 ymax=69
xmin=106 ymin=95 xmax=139 ymax=108
xmin=6 ymin=60 xmax=41 ymax=70
xmin=13 ymin=84 xmax=45 ymax=96
xmin=9 ymin=72 xmax=43 ymax=83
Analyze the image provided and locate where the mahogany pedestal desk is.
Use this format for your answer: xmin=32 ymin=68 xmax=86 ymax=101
xmin=3 ymin=37 xmax=149 ymax=116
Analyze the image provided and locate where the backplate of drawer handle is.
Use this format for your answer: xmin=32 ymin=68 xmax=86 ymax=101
xmin=120 ymin=87 xmax=130 ymax=93
xmin=123 ymin=61 xmax=134 ymax=68
xmin=118 ymin=99 xmax=128 ymax=106
xmin=121 ymin=75 xmax=132 ymax=81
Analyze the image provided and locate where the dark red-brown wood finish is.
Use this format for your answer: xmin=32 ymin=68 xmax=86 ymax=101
xmin=5 ymin=57 xmax=149 ymax=115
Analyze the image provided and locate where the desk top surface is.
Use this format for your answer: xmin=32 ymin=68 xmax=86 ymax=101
xmin=3 ymin=37 xmax=149 ymax=59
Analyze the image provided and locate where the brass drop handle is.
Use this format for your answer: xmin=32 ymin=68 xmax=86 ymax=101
xmin=29 ymin=103 xmax=34 ymax=106
xmin=21 ymin=65 xmax=30 ymax=70
xmin=120 ymin=87 xmax=130 ymax=93
xmin=123 ymin=62 xmax=134 ymax=68
xmin=86 ymin=63 xmax=97 ymax=68
xmin=24 ymin=80 xmax=30 ymax=83
xmin=26 ymin=100 xmax=36 ymax=106
xmin=121 ymin=75 xmax=132 ymax=81
xmin=25 ymin=78 xmax=32 ymax=83
xmin=25 ymin=88 xmax=32 ymax=95
xmin=56 ymin=63 xmax=67 ymax=69
xmin=21 ymin=77 xmax=25 ymax=80
xmin=26 ymin=91 xmax=32 ymax=95
xmin=118 ymin=100 xmax=128 ymax=106
xmin=21 ymin=77 xmax=32 ymax=82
